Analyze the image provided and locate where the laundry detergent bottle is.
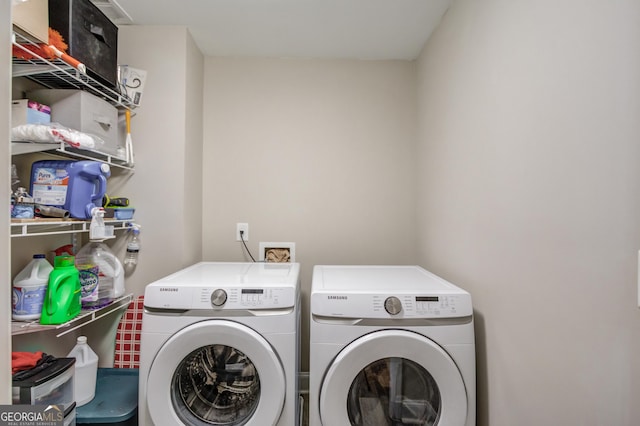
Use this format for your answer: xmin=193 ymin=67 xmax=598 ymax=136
xmin=12 ymin=254 xmax=53 ymax=321
xmin=40 ymin=255 xmax=81 ymax=325
xmin=30 ymin=160 xmax=111 ymax=219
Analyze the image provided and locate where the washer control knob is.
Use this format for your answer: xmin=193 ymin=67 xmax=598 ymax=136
xmin=384 ymin=296 xmax=402 ymax=315
xmin=211 ymin=289 xmax=227 ymax=307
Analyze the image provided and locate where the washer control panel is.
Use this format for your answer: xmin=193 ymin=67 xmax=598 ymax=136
xmin=312 ymin=292 xmax=472 ymax=318
xmin=145 ymin=285 xmax=296 ymax=310
xmin=205 ymin=287 xmax=293 ymax=309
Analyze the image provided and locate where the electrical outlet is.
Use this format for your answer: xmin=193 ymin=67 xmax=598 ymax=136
xmin=259 ymin=242 xmax=296 ymax=262
xmin=236 ymin=223 xmax=249 ymax=241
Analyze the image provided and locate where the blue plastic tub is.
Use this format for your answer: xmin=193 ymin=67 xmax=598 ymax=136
xmin=76 ymin=368 xmax=138 ymax=425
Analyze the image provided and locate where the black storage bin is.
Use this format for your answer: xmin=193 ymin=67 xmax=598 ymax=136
xmin=48 ymin=0 xmax=118 ymax=88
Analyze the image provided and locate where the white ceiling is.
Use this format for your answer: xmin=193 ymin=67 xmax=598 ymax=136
xmin=112 ymin=0 xmax=452 ymax=60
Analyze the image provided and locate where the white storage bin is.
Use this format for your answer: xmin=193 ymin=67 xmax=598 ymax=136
xmin=28 ymin=89 xmax=121 ymax=158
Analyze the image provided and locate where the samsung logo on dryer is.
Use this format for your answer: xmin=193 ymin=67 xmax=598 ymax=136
xmin=159 ymin=287 xmax=179 ymax=292
xmin=327 ymin=295 xmax=348 ymax=300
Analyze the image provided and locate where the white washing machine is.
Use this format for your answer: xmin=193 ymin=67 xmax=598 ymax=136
xmin=139 ymin=262 xmax=301 ymax=426
xmin=309 ymin=265 xmax=475 ymax=426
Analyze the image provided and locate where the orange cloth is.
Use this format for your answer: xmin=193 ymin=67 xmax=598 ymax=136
xmin=12 ymin=351 xmax=43 ymax=374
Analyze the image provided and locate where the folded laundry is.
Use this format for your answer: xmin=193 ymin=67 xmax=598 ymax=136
xmin=12 ymin=351 xmax=43 ymax=374
xmin=12 ymin=351 xmax=57 ymax=380
xmin=11 ymin=123 xmax=101 ymax=149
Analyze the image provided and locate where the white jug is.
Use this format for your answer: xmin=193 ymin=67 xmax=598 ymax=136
xmin=67 ymin=335 xmax=98 ymax=406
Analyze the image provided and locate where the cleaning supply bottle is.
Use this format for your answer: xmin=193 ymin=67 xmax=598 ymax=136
xmin=76 ymin=208 xmax=124 ymax=308
xmin=40 ymin=255 xmax=81 ymax=325
xmin=12 ymin=254 xmax=53 ymax=321
xmin=67 ymin=335 xmax=98 ymax=406
xmin=123 ymin=225 xmax=140 ymax=274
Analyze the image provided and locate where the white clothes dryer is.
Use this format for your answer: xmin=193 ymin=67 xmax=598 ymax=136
xmin=309 ymin=265 xmax=475 ymax=426
xmin=139 ymin=262 xmax=301 ymax=426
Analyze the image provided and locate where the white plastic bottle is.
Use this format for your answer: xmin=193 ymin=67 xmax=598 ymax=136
xmin=67 ymin=335 xmax=98 ymax=406
xmin=123 ymin=226 xmax=140 ymax=273
xmin=12 ymin=254 xmax=54 ymax=321
xmin=75 ymin=240 xmax=125 ymax=306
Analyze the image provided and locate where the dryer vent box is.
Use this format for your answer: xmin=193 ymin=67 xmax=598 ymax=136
xmin=259 ymin=242 xmax=296 ymax=263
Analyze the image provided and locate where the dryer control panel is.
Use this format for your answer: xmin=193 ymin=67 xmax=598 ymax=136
xmin=311 ymin=293 xmax=472 ymax=319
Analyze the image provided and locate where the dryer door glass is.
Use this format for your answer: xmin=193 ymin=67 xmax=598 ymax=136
xmin=319 ymin=330 xmax=468 ymax=426
xmin=171 ymin=344 xmax=260 ymax=426
xmin=347 ymin=357 xmax=440 ymax=425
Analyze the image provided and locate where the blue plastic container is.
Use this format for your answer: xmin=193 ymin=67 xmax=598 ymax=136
xmin=30 ymin=160 xmax=110 ymax=219
xmin=76 ymin=368 xmax=138 ymax=425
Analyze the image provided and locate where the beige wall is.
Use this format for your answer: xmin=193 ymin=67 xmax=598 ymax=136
xmin=116 ymin=26 xmax=203 ymax=295
xmin=417 ymin=0 xmax=640 ymax=424
xmin=202 ymin=57 xmax=419 ymax=369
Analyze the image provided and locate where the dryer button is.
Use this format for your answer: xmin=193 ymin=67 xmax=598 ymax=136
xmin=211 ymin=289 xmax=228 ymax=307
xmin=384 ymin=296 xmax=402 ymax=315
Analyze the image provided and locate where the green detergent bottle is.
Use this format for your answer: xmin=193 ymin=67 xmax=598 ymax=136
xmin=40 ymin=255 xmax=82 ymax=325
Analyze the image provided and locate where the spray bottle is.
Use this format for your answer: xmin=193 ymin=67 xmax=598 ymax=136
xmin=75 ymin=208 xmax=125 ymax=308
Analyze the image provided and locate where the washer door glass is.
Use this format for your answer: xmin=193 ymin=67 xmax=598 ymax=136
xmin=347 ymin=357 xmax=441 ymax=425
xmin=320 ymin=330 xmax=468 ymax=426
xmin=172 ymin=344 xmax=260 ymax=425
xmin=147 ymin=320 xmax=285 ymax=426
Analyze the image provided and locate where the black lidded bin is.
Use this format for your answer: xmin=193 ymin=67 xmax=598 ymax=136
xmin=48 ymin=0 xmax=118 ymax=88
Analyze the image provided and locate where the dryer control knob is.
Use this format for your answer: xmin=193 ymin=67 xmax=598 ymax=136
xmin=384 ymin=296 xmax=402 ymax=315
xmin=211 ymin=289 xmax=228 ymax=307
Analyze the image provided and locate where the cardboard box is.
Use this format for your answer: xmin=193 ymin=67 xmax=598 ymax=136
xmin=12 ymin=0 xmax=49 ymax=45
xmin=11 ymin=99 xmax=51 ymax=127
xmin=28 ymin=89 xmax=120 ymax=156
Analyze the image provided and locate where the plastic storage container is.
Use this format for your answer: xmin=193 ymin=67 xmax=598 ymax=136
xmin=12 ymin=357 xmax=76 ymax=411
xmin=75 ymin=241 xmax=124 ymax=308
xmin=30 ymin=160 xmax=111 ymax=219
xmin=40 ymin=256 xmax=81 ymax=326
xmin=76 ymin=368 xmax=139 ymax=425
xmin=12 ymin=254 xmax=53 ymax=321
xmin=67 ymin=336 xmax=98 ymax=407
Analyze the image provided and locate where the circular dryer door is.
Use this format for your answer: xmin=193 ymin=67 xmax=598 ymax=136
xmin=147 ymin=320 xmax=285 ymax=426
xmin=320 ymin=330 xmax=467 ymax=426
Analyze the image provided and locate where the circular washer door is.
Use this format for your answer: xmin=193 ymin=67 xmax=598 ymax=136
xmin=147 ymin=320 xmax=285 ymax=426
xmin=320 ymin=330 xmax=467 ymax=426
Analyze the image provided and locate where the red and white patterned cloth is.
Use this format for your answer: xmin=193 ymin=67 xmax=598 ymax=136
xmin=114 ymin=295 xmax=144 ymax=368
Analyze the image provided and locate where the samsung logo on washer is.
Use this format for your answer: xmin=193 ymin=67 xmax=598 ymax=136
xmin=327 ymin=295 xmax=348 ymax=300
xmin=159 ymin=287 xmax=178 ymax=292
